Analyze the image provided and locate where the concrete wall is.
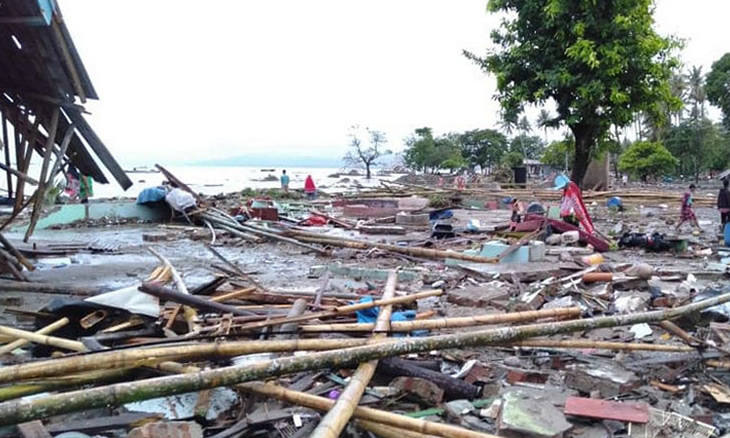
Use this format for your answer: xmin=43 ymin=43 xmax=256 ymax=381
xmin=12 ymin=202 xmax=170 ymax=232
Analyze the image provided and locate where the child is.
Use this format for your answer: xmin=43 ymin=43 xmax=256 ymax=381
xmin=676 ymin=184 xmax=701 ymax=232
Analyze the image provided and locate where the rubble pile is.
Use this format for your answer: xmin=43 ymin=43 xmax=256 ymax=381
xmin=1 ymin=169 xmax=730 ymax=438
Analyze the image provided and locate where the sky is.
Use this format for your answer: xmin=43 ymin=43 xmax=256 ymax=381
xmin=59 ymin=0 xmax=730 ymax=168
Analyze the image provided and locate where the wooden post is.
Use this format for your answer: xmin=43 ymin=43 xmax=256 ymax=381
xmin=25 ymin=108 xmax=59 ymax=242
xmin=1 ymin=113 xmax=11 ymax=197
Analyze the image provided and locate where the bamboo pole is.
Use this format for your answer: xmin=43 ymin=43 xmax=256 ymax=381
xmin=356 ymin=420 xmax=439 ymax=438
xmin=237 ymin=382 xmax=495 ymax=438
xmin=0 ymin=338 xmax=379 ymax=384
xmin=0 ymin=318 xmax=68 ymax=356
xmin=311 ymin=271 xmax=397 ymax=438
xmin=202 ymin=213 xmax=327 ymax=254
xmin=0 ymin=233 xmax=33 ymax=271
xmin=210 ymin=287 xmax=257 ymax=303
xmin=147 ymin=248 xmax=199 ymax=332
xmin=299 ymin=307 xmax=581 ymax=332
xmin=511 ymin=339 xmax=694 ymax=352
xmin=288 ymin=231 xmax=498 ymax=264
xmin=3 ymin=293 xmax=730 ymax=425
xmin=0 ymin=325 xmax=84 ymax=352
xmin=235 ymin=289 xmax=442 ymax=332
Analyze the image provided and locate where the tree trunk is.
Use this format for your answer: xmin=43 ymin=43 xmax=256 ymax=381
xmin=365 ymin=163 xmax=371 ymax=179
xmin=570 ymin=124 xmax=595 ymax=188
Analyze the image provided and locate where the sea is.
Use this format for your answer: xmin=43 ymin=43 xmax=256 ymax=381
xmin=1 ymin=165 xmax=405 ymax=200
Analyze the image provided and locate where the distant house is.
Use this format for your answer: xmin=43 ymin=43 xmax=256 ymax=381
xmin=523 ymin=159 xmax=551 ymax=178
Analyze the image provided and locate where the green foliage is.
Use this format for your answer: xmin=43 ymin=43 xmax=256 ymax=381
xmin=618 ymin=141 xmax=678 ymax=182
xmin=542 ymin=137 xmax=575 ymax=170
xmin=404 ymin=128 xmax=468 ymax=172
xmin=466 ymin=0 xmax=681 ymax=185
xmin=509 ymin=134 xmax=545 ymax=160
xmin=458 ymin=129 xmax=508 ymax=171
xmin=501 ymin=151 xmax=524 ymax=168
xmin=428 ymin=193 xmax=451 ymax=208
xmin=665 ymin=119 xmax=730 ymax=179
xmin=707 ymin=53 xmax=730 ymax=130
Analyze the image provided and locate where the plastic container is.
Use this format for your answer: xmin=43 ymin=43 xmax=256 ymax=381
xmin=581 ymin=253 xmax=605 ymax=265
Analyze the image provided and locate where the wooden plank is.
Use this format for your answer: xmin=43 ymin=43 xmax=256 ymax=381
xmin=64 ymin=108 xmax=131 ymax=189
xmin=24 ymin=107 xmax=59 ymax=242
xmin=564 ymin=397 xmax=650 ymax=423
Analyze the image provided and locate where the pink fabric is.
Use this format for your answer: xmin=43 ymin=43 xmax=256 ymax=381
xmin=560 ymin=182 xmax=595 ymax=234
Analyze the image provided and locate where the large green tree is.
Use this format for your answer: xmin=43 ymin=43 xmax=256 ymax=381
xmin=466 ymin=0 xmax=680 ymax=187
xmin=618 ymin=141 xmax=678 ymax=182
xmin=707 ymin=53 xmax=730 ymax=130
xmin=458 ymin=129 xmax=508 ymax=172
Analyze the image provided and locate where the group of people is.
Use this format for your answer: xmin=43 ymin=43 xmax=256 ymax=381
xmin=507 ymin=173 xmax=730 ymax=239
xmin=280 ymin=170 xmax=317 ymax=200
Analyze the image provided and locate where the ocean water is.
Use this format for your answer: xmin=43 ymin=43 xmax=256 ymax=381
xmin=84 ymin=166 xmax=403 ymax=199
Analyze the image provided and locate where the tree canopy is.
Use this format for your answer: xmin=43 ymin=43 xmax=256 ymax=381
xmin=707 ymin=53 xmax=730 ymax=130
xmin=465 ymin=0 xmax=680 ymax=187
xmin=618 ymin=141 xmax=678 ymax=182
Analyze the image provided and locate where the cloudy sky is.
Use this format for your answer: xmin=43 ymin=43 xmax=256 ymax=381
xmin=60 ymin=0 xmax=730 ymax=167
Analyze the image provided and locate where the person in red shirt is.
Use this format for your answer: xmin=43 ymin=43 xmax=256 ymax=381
xmin=304 ymin=175 xmax=317 ymax=200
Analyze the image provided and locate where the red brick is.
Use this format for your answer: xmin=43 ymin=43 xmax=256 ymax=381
xmin=506 ymin=369 xmax=549 ymax=385
xmin=564 ymin=397 xmax=649 ymax=423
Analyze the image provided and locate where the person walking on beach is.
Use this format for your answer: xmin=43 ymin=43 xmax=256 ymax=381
xmin=280 ymin=170 xmax=290 ymax=193
xmin=304 ymin=174 xmax=317 ymax=200
xmin=676 ymin=184 xmax=702 ymax=232
xmin=718 ymin=178 xmax=730 ymax=229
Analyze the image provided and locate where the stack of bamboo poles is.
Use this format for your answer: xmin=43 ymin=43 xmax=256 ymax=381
xmin=0 ymin=233 xmax=32 ymax=281
xmin=0 ymin=258 xmax=728 ymax=432
xmin=194 ymin=208 xmax=499 ymax=264
xmin=0 ymin=292 xmax=727 ymax=427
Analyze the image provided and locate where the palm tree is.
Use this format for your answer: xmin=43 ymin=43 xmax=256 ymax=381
xmin=688 ymin=66 xmax=706 ymax=120
xmin=669 ymin=71 xmax=687 ymax=125
xmin=536 ymin=109 xmax=552 ymax=144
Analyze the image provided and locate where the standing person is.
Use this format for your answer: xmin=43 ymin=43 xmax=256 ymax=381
xmin=79 ymin=173 xmax=94 ymax=204
xmin=280 ymin=169 xmax=290 ymax=193
xmin=437 ymin=172 xmax=444 ymax=188
xmin=64 ymin=165 xmax=80 ymax=201
xmin=676 ymin=184 xmax=702 ymax=232
xmin=717 ymin=178 xmax=730 ymax=229
xmin=304 ymin=174 xmax=317 ymax=200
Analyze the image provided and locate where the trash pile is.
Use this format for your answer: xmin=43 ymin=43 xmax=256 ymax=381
xmin=2 ymin=168 xmax=730 ymax=438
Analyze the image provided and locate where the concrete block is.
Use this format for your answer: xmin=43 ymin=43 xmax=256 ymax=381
xmin=565 ymin=362 xmax=640 ymax=398
xmin=447 ymin=286 xmax=511 ymax=307
xmin=309 ymin=264 xmax=419 ymax=282
xmin=480 ymin=241 xmax=531 ymax=263
xmin=396 ymin=213 xmax=430 ymax=226
xmin=391 ymin=376 xmax=444 ymax=405
xmin=128 ymin=422 xmax=202 ymax=438
xmin=499 ymin=390 xmax=572 ymax=438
